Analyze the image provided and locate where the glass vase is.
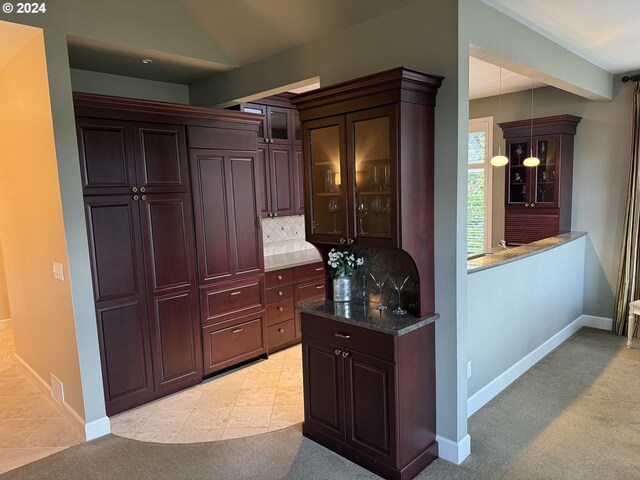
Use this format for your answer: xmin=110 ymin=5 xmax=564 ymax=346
xmin=333 ymin=275 xmax=351 ymax=302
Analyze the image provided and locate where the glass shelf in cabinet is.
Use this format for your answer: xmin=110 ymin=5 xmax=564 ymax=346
xmin=357 ymin=190 xmax=391 ymax=196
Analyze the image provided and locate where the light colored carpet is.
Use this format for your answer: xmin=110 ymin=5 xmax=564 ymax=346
xmin=3 ymin=327 xmax=638 ymax=479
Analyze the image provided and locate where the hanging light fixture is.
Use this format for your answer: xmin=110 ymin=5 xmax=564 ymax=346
xmin=523 ymin=77 xmax=540 ymax=167
xmin=490 ymin=67 xmax=508 ymax=167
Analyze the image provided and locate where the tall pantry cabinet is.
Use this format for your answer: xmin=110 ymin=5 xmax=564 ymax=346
xmin=74 ymin=93 xmax=263 ymax=415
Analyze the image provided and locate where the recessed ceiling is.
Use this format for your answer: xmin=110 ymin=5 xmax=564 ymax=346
xmin=484 ymin=0 xmax=640 ymax=74
xmin=470 ymin=57 xmax=546 ymax=100
xmin=67 ymin=36 xmax=233 ymax=85
xmin=0 ymin=20 xmax=42 ymax=71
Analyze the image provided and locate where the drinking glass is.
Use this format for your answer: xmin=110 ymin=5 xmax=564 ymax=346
xmin=357 ymin=196 xmax=368 ymax=235
xmin=369 ymin=272 xmax=388 ymax=311
xmin=370 ymin=195 xmax=384 ymax=234
xmin=328 ymin=197 xmax=340 ymax=233
xmin=383 ymin=164 xmax=391 ymax=191
xmin=389 ymin=275 xmax=409 ymax=315
xmin=370 ymin=165 xmax=382 ymax=191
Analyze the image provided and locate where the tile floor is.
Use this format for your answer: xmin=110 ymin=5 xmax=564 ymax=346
xmin=110 ymin=344 xmax=304 ymax=443
xmin=0 ymin=320 xmax=85 ymax=474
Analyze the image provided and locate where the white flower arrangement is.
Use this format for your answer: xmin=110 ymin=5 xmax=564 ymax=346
xmin=327 ymin=248 xmax=364 ymax=279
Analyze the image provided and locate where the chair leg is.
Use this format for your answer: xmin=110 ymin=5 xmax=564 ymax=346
xmin=628 ymin=312 xmax=636 ymax=348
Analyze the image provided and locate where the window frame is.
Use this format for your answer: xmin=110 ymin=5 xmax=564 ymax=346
xmin=467 ymin=116 xmax=494 ymax=251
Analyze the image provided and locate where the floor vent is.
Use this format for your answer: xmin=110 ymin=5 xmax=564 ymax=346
xmin=50 ymin=373 xmax=64 ymax=405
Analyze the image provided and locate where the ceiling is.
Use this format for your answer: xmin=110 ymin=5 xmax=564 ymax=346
xmin=469 ymin=57 xmax=546 ymax=99
xmin=485 ymin=0 xmax=640 ymax=74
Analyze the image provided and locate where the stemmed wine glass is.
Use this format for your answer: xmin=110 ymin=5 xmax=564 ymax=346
xmin=370 ymin=195 xmax=384 ymax=235
xmin=357 ymin=196 xmax=368 ymax=235
xmin=389 ymin=275 xmax=409 ymax=315
xmin=328 ymin=198 xmax=340 ymax=233
xmin=369 ymin=272 xmax=388 ymax=311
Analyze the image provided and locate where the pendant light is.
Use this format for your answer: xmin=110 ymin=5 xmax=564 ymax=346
xmin=523 ymin=77 xmax=540 ymax=167
xmin=490 ymin=67 xmax=508 ymax=167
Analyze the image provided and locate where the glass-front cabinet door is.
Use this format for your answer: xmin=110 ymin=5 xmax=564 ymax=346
xmin=267 ymin=106 xmax=291 ymax=144
xmin=506 ymin=139 xmax=529 ymax=205
xmin=534 ymin=136 xmax=559 ymax=207
xmin=347 ymin=106 xmax=396 ymax=246
xmin=304 ymin=116 xmax=348 ymax=243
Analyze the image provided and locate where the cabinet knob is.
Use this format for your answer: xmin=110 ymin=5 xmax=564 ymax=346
xmin=268 ymin=213 xmax=274 ymax=218
xmin=277 ymin=275 xmax=283 ymax=280
xmin=278 ymin=306 xmax=284 ymax=312
xmin=278 ymin=328 xmax=285 ymax=334
xmin=132 ymin=187 xmax=138 ymax=193
xmin=341 ymin=351 xmax=350 ymax=358
xmin=278 ymin=291 xmax=283 ymax=296
xmin=273 ymin=213 xmax=278 ymax=217
xmin=133 ymin=195 xmax=139 ymax=201
xmin=339 ymin=237 xmax=346 ymax=244
xmin=141 ymin=195 xmax=147 ymax=201
xmin=346 ymin=238 xmax=354 ymax=245
xmin=139 ymin=187 xmax=146 ymax=193
xmin=531 ymin=203 xmax=535 ymax=207
xmin=525 ymin=203 xmax=530 ymax=207
xmin=335 ymin=349 xmax=342 ymax=356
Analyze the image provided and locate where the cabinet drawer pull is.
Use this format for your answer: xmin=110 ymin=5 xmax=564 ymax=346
xmin=232 ymin=328 xmax=243 ymax=334
xmin=278 ymin=291 xmax=283 ymax=296
xmin=531 ymin=203 xmax=535 ymax=207
xmin=230 ymin=291 xmax=242 ymax=296
xmin=278 ymin=328 xmax=285 ymax=334
xmin=277 ymin=306 xmax=284 ymax=312
xmin=139 ymin=187 xmax=146 ymax=193
xmin=133 ymin=195 xmax=139 ymax=201
xmin=277 ymin=275 xmax=283 ymax=280
xmin=335 ymin=349 xmax=342 ymax=356
xmin=346 ymin=238 xmax=354 ymax=245
xmin=315 ymin=285 xmax=324 ymax=290
xmin=131 ymin=187 xmax=138 ymax=193
xmin=334 ymin=332 xmax=351 ymax=339
xmin=342 ymin=351 xmax=350 ymax=358
xmin=314 ymin=267 xmax=323 ymax=272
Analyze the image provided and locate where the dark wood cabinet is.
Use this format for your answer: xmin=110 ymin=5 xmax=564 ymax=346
xmin=75 ymin=93 xmax=262 ymax=414
xmin=234 ymin=95 xmax=303 ymax=217
xmin=499 ymin=114 xmax=581 ymax=245
xmin=302 ymin=313 xmax=436 ymax=480
xmin=292 ymin=69 xmax=443 ymax=252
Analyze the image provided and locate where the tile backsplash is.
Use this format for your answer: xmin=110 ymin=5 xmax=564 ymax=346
xmin=262 ymin=215 xmax=316 ymax=256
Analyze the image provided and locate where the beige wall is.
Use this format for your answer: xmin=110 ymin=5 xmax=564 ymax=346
xmin=470 ymin=82 xmax=632 ymax=318
xmin=0 ymin=238 xmax=10 ymax=320
xmin=0 ymin=32 xmax=85 ymax=418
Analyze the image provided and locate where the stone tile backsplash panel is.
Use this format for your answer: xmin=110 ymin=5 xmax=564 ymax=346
xmin=262 ymin=215 xmax=316 ymax=256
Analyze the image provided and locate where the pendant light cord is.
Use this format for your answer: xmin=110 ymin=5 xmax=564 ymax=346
xmin=498 ymin=68 xmax=502 ymax=155
xmin=530 ymin=77 xmax=534 ymax=156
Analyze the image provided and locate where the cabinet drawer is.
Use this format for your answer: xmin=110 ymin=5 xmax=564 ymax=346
xmin=266 ymin=299 xmax=295 ymax=326
xmin=201 ymin=277 xmax=264 ymax=326
xmin=301 ymin=314 xmax=395 ymax=363
xmin=295 ymin=280 xmax=326 ymax=303
xmin=266 ymin=284 xmax=293 ymax=304
xmin=266 ymin=268 xmax=293 ymax=288
xmin=293 ymin=262 xmax=325 ymax=282
xmin=202 ymin=313 xmax=266 ymax=374
xmin=267 ymin=319 xmax=296 ymax=350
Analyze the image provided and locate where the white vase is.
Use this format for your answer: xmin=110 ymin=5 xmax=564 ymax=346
xmin=333 ymin=275 xmax=351 ymax=302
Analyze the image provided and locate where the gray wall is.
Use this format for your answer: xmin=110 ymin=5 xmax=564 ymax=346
xmin=467 ymin=236 xmax=586 ymax=397
xmin=70 ymin=69 xmax=189 ymax=103
xmin=470 ymin=82 xmax=632 ymax=318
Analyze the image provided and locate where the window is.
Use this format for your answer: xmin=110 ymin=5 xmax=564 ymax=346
xmin=467 ymin=117 xmax=493 ymax=253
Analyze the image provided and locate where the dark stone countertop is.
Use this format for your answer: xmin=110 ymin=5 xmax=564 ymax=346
xmin=467 ymin=231 xmax=587 ymax=274
xmin=296 ymin=298 xmax=439 ymax=336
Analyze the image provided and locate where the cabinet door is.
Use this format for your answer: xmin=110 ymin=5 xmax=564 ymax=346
xmin=240 ymin=104 xmax=268 ymax=143
xmin=347 ymin=106 xmax=397 ymax=248
xmin=139 ymin=193 xmax=202 ymax=393
xmin=133 ymin=123 xmax=189 ymax=193
xmin=302 ymin=338 xmax=345 ymax=441
xmin=190 ymin=150 xmax=235 ymax=283
xmin=83 ymin=195 xmax=154 ymax=415
xmin=533 ymin=135 xmax=560 ymax=208
xmin=267 ymin=106 xmax=292 ymax=145
xmin=293 ymin=147 xmax=305 ymax=215
xmin=291 ymin=110 xmax=302 ymax=146
xmin=76 ymin=118 xmax=136 ymax=195
xmin=344 ymin=350 xmax=396 ymax=464
xmin=269 ymin=145 xmax=295 ymax=216
xmin=257 ymin=144 xmax=272 ymax=218
xmin=304 ymin=116 xmax=349 ymax=244
xmin=505 ymin=138 xmax=531 ymax=206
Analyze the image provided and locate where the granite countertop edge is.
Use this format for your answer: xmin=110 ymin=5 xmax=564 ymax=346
xmin=467 ymin=231 xmax=587 ymax=274
xmin=296 ymin=299 xmax=439 ymax=336
xmin=264 ymin=250 xmax=323 ymax=272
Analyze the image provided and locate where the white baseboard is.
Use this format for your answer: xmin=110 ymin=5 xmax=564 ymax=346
xmin=436 ymin=434 xmax=471 ymax=464
xmin=467 ymin=315 xmax=613 ymax=417
xmin=13 ymin=353 xmax=110 ymax=440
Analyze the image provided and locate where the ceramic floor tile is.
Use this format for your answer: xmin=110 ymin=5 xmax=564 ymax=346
xmin=175 ymin=428 xmax=224 ymax=443
xmin=247 ymin=358 xmax=284 ymax=374
xmin=281 ymin=357 xmax=302 ymax=372
xmin=203 ymin=372 xmax=247 ymax=391
xmin=137 ymin=409 xmax=191 ymax=433
xmin=197 ymin=388 xmax=240 ymax=408
xmin=182 ymin=407 xmax=233 ymax=430
xmin=283 ymin=345 xmax=302 ymax=359
xmin=0 ymin=377 xmax=43 ymax=396
xmin=152 ymin=387 xmax=204 ymax=411
xmin=0 ymin=419 xmax=48 ymax=448
xmin=221 ymin=427 xmax=268 ymax=440
xmin=235 ymin=387 xmax=277 ymax=407
xmin=0 ymin=395 xmax=64 ymax=419
xmin=0 ymin=447 xmax=65 ymax=474
xmin=133 ymin=430 xmax=180 ymax=443
xmin=242 ymin=372 xmax=281 ymax=388
xmin=274 ymin=386 xmax=304 ymax=405
xmin=19 ymin=418 xmax=84 ymax=448
xmin=278 ymin=371 xmax=303 ymax=387
xmin=226 ymin=406 xmax=273 ymax=428
xmin=110 ymin=408 xmax=154 ymax=436
xmin=269 ymin=404 xmax=304 ymax=429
